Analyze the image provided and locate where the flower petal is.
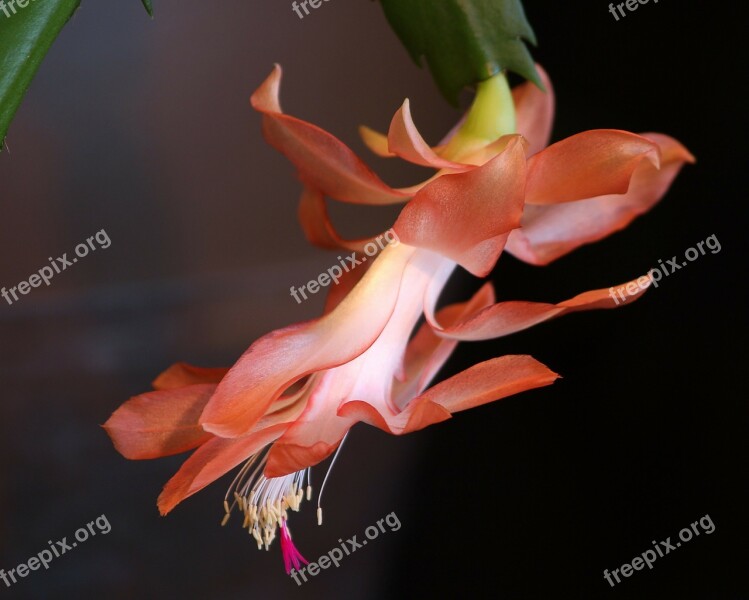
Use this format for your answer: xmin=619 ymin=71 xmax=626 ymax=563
xmin=103 ymin=384 xmax=216 ymax=460
xmin=393 ymin=282 xmax=496 ymax=404
xmin=506 ymin=133 xmax=695 ymax=265
xmin=525 ymin=130 xmax=660 ymax=205
xmin=512 ymin=64 xmax=555 ymax=156
xmin=157 ymin=424 xmax=288 ymax=515
xmin=337 ymin=397 xmax=451 ymax=436
xmin=393 ymin=136 xmax=526 ymax=276
xmin=297 ymin=185 xmax=385 ymax=252
xmin=251 ymin=65 xmax=409 ymax=205
xmin=426 ymin=275 xmax=653 ymax=341
xmin=387 ymin=99 xmax=471 ymax=170
xmin=415 ymin=355 xmax=560 ymax=414
xmin=152 ymin=362 xmax=228 ymax=390
xmin=200 ymin=244 xmax=416 ymax=438
xmin=341 ymin=354 xmax=559 ymax=434
xmin=266 ymin=248 xmax=450 ymax=477
xmin=322 ymin=254 xmax=370 ymax=315
xmin=358 ymin=125 xmax=394 ymax=158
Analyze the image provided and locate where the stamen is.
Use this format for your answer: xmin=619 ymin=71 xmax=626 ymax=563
xmin=222 ymin=448 xmax=309 ymax=552
xmin=316 ymin=432 xmax=348 ymax=526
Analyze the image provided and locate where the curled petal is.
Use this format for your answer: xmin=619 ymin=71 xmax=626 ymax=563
xmin=426 ymin=275 xmax=653 ymax=341
xmin=506 ymin=133 xmax=695 ymax=265
xmin=525 ymin=130 xmax=660 ymax=205
xmin=103 ymin=384 xmax=216 ymax=460
xmin=298 ymin=186 xmax=385 ymax=253
xmin=251 ymin=65 xmax=409 ymax=205
xmin=393 ymin=136 xmax=526 ymax=276
xmin=387 ymin=99 xmax=470 ymax=170
xmin=359 ymin=125 xmax=394 ymax=158
xmin=512 ymin=64 xmax=555 ymax=156
xmin=153 ymin=362 xmax=228 ymax=390
xmin=337 ymin=397 xmax=451 ymax=436
xmin=394 ymin=282 xmax=496 ymax=404
xmin=416 ymin=355 xmax=560 ymax=414
xmin=157 ymin=424 xmax=288 ymax=515
xmin=343 ymin=355 xmax=559 ymax=434
xmin=200 ymin=244 xmax=416 ymax=438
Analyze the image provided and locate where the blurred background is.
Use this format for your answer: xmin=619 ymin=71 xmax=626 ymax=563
xmin=0 ymin=0 xmax=747 ymax=598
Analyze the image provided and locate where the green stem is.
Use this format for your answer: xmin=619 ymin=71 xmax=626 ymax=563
xmin=442 ymin=71 xmax=516 ymax=161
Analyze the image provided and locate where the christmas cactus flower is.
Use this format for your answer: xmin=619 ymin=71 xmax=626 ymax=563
xmin=104 ymin=55 xmax=692 ymax=572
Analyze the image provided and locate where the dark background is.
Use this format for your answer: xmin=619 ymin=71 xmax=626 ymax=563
xmin=0 ymin=0 xmax=746 ymax=598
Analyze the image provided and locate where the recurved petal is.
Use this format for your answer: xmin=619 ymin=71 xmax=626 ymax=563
xmin=152 ymin=363 xmax=229 ymax=390
xmin=525 ymin=130 xmax=660 ymax=205
xmin=415 ymin=355 xmax=560 ymax=414
xmin=251 ymin=65 xmax=409 ymax=205
xmin=337 ymin=397 xmax=451 ymax=436
xmin=359 ymin=125 xmax=395 ymax=158
xmin=506 ymin=133 xmax=694 ymax=265
xmin=393 ymin=282 xmax=496 ymax=403
xmin=157 ymin=423 xmax=288 ymax=515
xmin=426 ymin=275 xmax=653 ymax=341
xmin=393 ymin=136 xmax=526 ymax=276
xmin=103 ymin=384 xmax=216 ymax=460
xmin=342 ymin=355 xmax=559 ymax=434
xmin=199 ymin=244 xmax=416 ymax=438
xmin=298 ymin=186 xmax=385 ymax=253
xmin=387 ymin=99 xmax=471 ymax=170
xmin=512 ymin=64 xmax=555 ymax=156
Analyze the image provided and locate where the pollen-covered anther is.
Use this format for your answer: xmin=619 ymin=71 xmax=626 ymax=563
xmin=221 ymin=450 xmax=310 ymax=552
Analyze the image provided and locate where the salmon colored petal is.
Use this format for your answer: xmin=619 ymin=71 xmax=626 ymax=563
xmin=337 ymin=397 xmax=451 ymax=435
xmin=265 ymin=369 xmax=363 ymax=478
xmin=525 ymin=130 xmax=660 ymax=205
xmin=415 ymin=355 xmax=560 ymax=414
xmin=342 ymin=354 xmax=559 ymax=434
xmin=200 ymin=244 xmax=416 ymax=438
xmin=323 ymin=254 xmax=370 ymax=315
xmin=267 ymin=249 xmax=451 ymax=476
xmin=506 ymin=133 xmax=695 ymax=265
xmin=394 ymin=282 xmax=496 ymax=404
xmin=103 ymin=384 xmax=216 ymax=460
xmin=152 ymin=363 xmax=229 ymax=390
xmin=157 ymin=424 xmax=288 ymax=515
xmin=387 ymin=99 xmax=471 ymax=170
xmin=393 ymin=136 xmax=526 ymax=276
xmin=359 ymin=125 xmax=394 ymax=158
xmin=512 ymin=64 xmax=555 ymax=156
xmin=298 ymin=185 xmax=385 ymax=253
xmin=426 ymin=275 xmax=653 ymax=341
xmin=265 ymin=415 xmax=353 ymax=479
xmin=251 ymin=65 xmax=409 ymax=205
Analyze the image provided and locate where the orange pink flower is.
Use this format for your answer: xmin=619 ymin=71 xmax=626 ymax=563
xmin=104 ymin=64 xmax=693 ymax=570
